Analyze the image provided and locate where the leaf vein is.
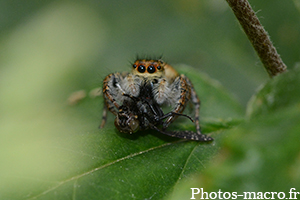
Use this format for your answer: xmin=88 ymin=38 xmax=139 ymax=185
xmin=28 ymin=140 xmax=182 ymax=199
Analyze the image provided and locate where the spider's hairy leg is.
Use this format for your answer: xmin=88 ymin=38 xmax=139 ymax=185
xmin=102 ymin=73 xmax=122 ymax=112
xmin=100 ymin=104 xmax=108 ymax=128
xmin=185 ymin=76 xmax=201 ymax=134
xmin=101 ymin=72 xmax=127 ymax=127
xmin=162 ymin=75 xmax=190 ymax=129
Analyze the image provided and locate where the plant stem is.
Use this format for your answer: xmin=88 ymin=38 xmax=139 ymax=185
xmin=226 ymin=0 xmax=287 ymax=77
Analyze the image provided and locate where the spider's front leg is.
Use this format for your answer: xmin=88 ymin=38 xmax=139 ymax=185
xmin=101 ymin=73 xmax=123 ymax=128
xmin=101 ymin=72 xmax=141 ymax=128
xmin=156 ymin=75 xmax=191 ymax=130
xmin=160 ymin=74 xmax=203 ymax=135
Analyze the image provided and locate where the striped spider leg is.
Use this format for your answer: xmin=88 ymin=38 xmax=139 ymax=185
xmin=101 ymin=71 xmax=142 ymax=128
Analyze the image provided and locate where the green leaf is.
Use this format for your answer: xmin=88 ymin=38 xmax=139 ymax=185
xmin=0 ymin=64 xmax=243 ymax=199
xmin=167 ymin=67 xmax=300 ymax=200
xmin=247 ymin=66 xmax=300 ymax=118
xmin=166 ymin=107 xmax=300 ymax=200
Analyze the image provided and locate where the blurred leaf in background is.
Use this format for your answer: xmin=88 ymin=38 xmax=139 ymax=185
xmin=168 ymin=66 xmax=300 ymax=200
xmin=0 ymin=2 xmax=106 ymax=199
xmin=0 ymin=0 xmax=299 ymax=199
xmin=1 ymin=0 xmax=299 ymax=105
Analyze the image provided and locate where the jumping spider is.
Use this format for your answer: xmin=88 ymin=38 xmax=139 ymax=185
xmin=101 ymin=58 xmax=212 ymax=141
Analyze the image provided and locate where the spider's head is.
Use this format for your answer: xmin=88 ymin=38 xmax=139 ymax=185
xmin=114 ymin=106 xmax=140 ymax=134
xmin=132 ymin=59 xmax=165 ymax=78
xmin=132 ymin=59 xmax=179 ymax=81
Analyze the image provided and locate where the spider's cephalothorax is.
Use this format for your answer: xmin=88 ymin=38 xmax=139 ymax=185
xmin=101 ymin=58 xmax=207 ymax=140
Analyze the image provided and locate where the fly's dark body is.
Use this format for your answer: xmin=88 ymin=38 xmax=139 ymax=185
xmin=115 ymin=92 xmax=213 ymax=141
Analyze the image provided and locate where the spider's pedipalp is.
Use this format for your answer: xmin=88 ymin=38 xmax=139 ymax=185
xmin=121 ymin=74 xmax=142 ymax=97
xmin=152 ymin=78 xmax=171 ymax=105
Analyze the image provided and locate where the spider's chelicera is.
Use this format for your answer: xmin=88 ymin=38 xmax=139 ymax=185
xmin=100 ymin=58 xmax=213 ymax=141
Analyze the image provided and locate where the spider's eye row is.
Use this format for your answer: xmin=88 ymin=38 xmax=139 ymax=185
xmin=134 ymin=61 xmax=163 ymax=74
xmin=147 ymin=65 xmax=156 ymax=73
xmin=137 ymin=65 xmax=146 ymax=73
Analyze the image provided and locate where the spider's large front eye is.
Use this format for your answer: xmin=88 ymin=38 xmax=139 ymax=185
xmin=147 ymin=65 xmax=156 ymax=73
xmin=138 ymin=65 xmax=146 ymax=73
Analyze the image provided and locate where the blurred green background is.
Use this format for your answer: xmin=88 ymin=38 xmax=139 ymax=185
xmin=0 ymin=0 xmax=299 ymax=199
xmin=1 ymin=0 xmax=299 ymax=105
